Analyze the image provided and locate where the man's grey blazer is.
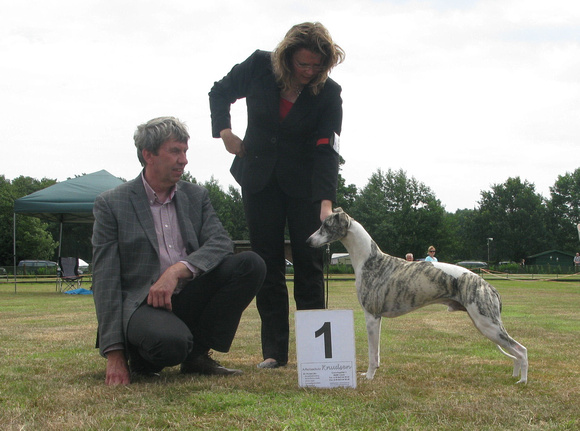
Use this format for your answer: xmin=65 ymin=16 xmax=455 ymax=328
xmin=92 ymin=174 xmax=233 ymax=357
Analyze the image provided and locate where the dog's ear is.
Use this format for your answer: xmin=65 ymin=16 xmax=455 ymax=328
xmin=337 ymin=210 xmax=351 ymax=228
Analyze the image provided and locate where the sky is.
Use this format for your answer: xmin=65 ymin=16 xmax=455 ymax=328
xmin=1 ymin=0 xmax=579 ymax=212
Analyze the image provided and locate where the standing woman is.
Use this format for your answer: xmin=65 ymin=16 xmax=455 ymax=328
xmin=209 ymin=22 xmax=345 ymax=369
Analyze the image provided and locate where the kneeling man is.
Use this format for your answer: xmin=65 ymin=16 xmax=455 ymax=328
xmin=92 ymin=117 xmax=265 ymax=385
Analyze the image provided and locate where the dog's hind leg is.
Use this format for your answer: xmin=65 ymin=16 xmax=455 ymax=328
xmin=494 ymin=332 xmax=528 ymax=384
xmin=363 ymin=310 xmax=381 ymax=380
xmin=466 ymin=305 xmax=528 ymax=384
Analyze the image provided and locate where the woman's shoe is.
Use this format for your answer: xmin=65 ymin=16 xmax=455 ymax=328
xmin=257 ymin=359 xmax=280 ymax=369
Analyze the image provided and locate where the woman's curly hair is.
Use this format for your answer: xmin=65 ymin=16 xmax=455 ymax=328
xmin=272 ymin=22 xmax=345 ymax=96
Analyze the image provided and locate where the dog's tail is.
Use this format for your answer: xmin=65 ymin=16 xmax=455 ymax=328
xmin=496 ymin=345 xmax=517 ymax=360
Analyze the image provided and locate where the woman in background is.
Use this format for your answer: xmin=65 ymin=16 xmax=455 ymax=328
xmin=425 ymin=246 xmax=438 ymax=262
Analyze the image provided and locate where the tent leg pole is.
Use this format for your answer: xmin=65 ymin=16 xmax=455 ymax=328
xmin=13 ymin=213 xmax=17 ymax=293
xmin=58 ymin=222 xmax=63 ymax=259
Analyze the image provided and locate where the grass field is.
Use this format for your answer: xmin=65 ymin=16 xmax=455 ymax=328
xmin=1 ymin=277 xmax=579 ymax=430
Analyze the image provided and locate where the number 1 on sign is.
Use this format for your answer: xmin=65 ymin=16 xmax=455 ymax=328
xmin=315 ymin=321 xmax=332 ymax=358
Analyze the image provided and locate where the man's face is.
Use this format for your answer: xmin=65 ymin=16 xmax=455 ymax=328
xmin=143 ymin=139 xmax=188 ymax=188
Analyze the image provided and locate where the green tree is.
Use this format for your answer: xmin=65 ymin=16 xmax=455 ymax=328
xmin=181 ymin=171 xmax=196 ymax=184
xmin=335 ymin=156 xmax=358 ymax=213
xmin=443 ymin=208 xmax=482 ymax=262
xmin=350 ymin=169 xmax=446 ymax=260
xmin=181 ymin=173 xmax=249 ymax=241
xmin=10 ymin=175 xmax=57 ymax=197
xmin=223 ymin=185 xmax=248 ymax=240
xmin=475 ymin=177 xmax=548 ymax=262
xmin=200 ymin=177 xmax=249 ymax=241
xmin=0 ymin=175 xmax=58 ymax=265
xmin=547 ymin=168 xmax=580 ymax=253
xmin=0 ymin=176 xmax=17 ymax=265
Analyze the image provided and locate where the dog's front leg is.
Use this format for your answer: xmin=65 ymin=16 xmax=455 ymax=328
xmin=363 ymin=310 xmax=381 ymax=380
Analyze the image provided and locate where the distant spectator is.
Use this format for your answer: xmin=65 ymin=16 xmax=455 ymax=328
xmin=425 ymin=246 xmax=438 ymax=262
xmin=405 ymin=253 xmax=414 ymax=262
xmin=574 ymin=253 xmax=580 ymax=270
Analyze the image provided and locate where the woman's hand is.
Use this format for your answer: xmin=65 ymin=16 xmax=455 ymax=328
xmin=220 ymin=129 xmax=246 ymax=157
xmin=320 ymin=200 xmax=333 ymax=222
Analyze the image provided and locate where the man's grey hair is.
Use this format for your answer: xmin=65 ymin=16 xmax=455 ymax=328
xmin=134 ymin=117 xmax=190 ymax=167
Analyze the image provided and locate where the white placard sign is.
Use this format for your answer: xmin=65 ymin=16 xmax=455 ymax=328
xmin=295 ymin=309 xmax=357 ymax=388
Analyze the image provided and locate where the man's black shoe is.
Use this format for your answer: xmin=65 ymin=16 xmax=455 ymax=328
xmin=180 ymin=351 xmax=243 ymax=376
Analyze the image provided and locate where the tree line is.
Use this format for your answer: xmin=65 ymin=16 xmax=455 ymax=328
xmin=2 ymin=165 xmax=579 ymax=267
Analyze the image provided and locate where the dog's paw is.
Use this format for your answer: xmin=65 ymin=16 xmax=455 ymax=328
xmin=363 ymin=368 xmax=377 ymax=380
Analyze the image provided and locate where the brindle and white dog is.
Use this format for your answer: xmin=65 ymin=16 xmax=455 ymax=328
xmin=307 ymin=208 xmax=528 ymax=384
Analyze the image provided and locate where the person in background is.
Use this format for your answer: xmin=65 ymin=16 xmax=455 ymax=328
xmin=405 ymin=253 xmax=414 ymax=262
xmin=574 ymin=252 xmax=580 ymax=270
xmin=209 ymin=22 xmax=345 ymax=369
xmin=425 ymin=246 xmax=438 ymax=262
xmin=92 ymin=117 xmax=266 ymax=385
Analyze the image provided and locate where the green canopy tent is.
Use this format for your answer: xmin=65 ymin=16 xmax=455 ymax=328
xmin=12 ymin=170 xmax=124 ymax=291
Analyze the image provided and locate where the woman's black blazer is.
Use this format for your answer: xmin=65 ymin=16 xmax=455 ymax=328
xmin=209 ymin=50 xmax=342 ymax=203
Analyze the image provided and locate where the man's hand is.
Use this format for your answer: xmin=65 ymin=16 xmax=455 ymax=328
xmin=147 ymin=263 xmax=193 ymax=311
xmin=105 ymin=350 xmax=130 ymax=385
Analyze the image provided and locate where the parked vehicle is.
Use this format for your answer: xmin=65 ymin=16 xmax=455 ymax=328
xmin=456 ymin=261 xmax=488 ymax=269
xmin=17 ymin=260 xmax=58 ymax=275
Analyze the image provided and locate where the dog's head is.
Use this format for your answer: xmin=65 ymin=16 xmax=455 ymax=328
xmin=307 ymin=207 xmax=352 ymax=247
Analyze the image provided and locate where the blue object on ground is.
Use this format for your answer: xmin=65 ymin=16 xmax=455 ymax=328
xmin=64 ymin=288 xmax=93 ymax=295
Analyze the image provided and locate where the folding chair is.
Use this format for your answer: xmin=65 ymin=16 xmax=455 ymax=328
xmin=57 ymin=257 xmax=83 ymax=292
